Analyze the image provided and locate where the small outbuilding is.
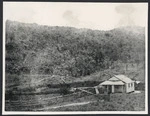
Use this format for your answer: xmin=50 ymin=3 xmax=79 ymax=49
xmin=99 ymin=75 xmax=135 ymax=93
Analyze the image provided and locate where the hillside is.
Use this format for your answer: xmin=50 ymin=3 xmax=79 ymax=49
xmin=5 ymin=20 xmax=145 ymax=86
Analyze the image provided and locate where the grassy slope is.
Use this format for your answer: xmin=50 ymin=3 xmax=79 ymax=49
xmin=74 ymin=62 xmax=145 ymax=83
xmin=5 ymin=62 xmax=145 ymax=111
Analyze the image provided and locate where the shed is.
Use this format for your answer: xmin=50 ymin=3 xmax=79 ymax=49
xmin=99 ymin=75 xmax=135 ymax=93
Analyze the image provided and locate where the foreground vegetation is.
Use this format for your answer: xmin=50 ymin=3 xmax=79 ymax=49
xmin=48 ymin=91 xmax=145 ymax=111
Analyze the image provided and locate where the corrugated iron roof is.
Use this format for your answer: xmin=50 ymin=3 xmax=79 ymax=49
xmin=113 ymin=75 xmax=134 ymax=83
xmin=100 ymin=80 xmax=124 ymax=85
xmin=99 ymin=74 xmax=134 ymax=86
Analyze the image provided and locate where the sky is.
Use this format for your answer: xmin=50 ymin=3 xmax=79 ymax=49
xmin=3 ymin=2 xmax=148 ymax=30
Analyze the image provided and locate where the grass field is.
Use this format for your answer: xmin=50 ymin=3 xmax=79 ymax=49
xmin=5 ymin=89 xmax=145 ymax=111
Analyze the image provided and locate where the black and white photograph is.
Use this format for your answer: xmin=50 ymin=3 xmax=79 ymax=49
xmin=3 ymin=2 xmax=148 ymax=114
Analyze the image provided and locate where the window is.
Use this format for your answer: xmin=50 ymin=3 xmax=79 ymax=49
xmin=115 ymin=85 xmax=119 ymax=89
xmin=131 ymin=83 xmax=133 ymax=87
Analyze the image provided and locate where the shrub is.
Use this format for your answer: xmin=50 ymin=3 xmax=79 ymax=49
xmin=59 ymin=84 xmax=70 ymax=95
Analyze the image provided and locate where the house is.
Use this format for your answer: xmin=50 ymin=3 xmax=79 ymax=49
xmin=99 ymin=75 xmax=135 ymax=93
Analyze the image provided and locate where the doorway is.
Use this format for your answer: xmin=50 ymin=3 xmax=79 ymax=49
xmin=108 ymin=85 xmax=112 ymax=94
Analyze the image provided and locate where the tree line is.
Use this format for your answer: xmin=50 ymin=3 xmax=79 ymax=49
xmin=5 ymin=20 xmax=145 ymax=78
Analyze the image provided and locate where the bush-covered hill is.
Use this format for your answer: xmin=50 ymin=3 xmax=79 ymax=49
xmin=5 ymin=20 xmax=145 ymax=79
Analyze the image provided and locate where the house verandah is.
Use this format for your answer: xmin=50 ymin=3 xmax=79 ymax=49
xmin=103 ymin=85 xmax=125 ymax=94
xmin=99 ymin=80 xmax=126 ymax=93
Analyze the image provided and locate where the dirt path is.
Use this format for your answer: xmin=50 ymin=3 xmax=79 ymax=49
xmin=37 ymin=101 xmax=97 ymax=111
